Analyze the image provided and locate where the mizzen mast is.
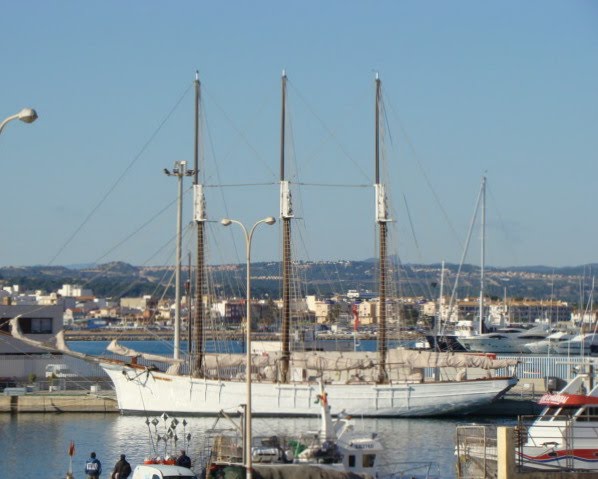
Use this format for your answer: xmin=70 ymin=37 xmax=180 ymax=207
xmin=192 ymin=71 xmax=207 ymax=377
xmin=374 ymin=73 xmax=389 ymax=383
xmin=279 ymin=70 xmax=293 ymax=383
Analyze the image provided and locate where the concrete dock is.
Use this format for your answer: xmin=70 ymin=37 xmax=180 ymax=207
xmin=0 ymin=390 xmax=118 ymax=413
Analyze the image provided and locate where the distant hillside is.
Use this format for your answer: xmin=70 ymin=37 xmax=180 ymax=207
xmin=0 ymin=261 xmax=594 ymax=305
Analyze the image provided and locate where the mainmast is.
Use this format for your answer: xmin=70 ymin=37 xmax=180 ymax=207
xmin=478 ymin=176 xmax=486 ymax=335
xmin=279 ymin=70 xmax=292 ymax=383
xmin=192 ymin=71 xmax=207 ymax=377
xmin=374 ymin=73 xmax=389 ymax=383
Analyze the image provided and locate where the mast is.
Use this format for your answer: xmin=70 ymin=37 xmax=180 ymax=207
xmin=434 ymin=260 xmax=445 ymax=377
xmin=374 ymin=73 xmax=388 ymax=383
xmin=192 ymin=71 xmax=206 ymax=377
xmin=279 ymin=70 xmax=292 ymax=383
xmin=478 ymin=176 xmax=486 ymax=335
xmin=437 ymin=260 xmax=445 ymax=339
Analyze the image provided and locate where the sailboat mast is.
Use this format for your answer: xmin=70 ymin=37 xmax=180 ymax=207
xmin=374 ymin=73 xmax=388 ymax=383
xmin=479 ymin=176 xmax=486 ymax=335
xmin=279 ymin=71 xmax=292 ymax=383
xmin=192 ymin=71 xmax=206 ymax=377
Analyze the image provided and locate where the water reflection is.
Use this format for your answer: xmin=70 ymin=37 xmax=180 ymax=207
xmin=0 ymin=413 xmax=515 ymax=479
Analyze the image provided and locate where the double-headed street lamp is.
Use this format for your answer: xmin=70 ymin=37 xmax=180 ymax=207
xmin=0 ymin=108 xmax=38 ymax=135
xmin=220 ymin=216 xmax=276 ymax=479
xmin=164 ymin=161 xmax=194 ymax=361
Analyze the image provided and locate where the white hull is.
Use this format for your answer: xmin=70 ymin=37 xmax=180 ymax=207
xmin=101 ymin=361 xmax=516 ymax=417
xmin=457 ymin=326 xmax=551 ymax=354
xmin=457 ymin=337 xmax=533 ymax=354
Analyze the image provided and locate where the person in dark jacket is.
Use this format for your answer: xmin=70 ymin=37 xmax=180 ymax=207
xmin=176 ymin=450 xmax=191 ymax=469
xmin=85 ymin=452 xmax=102 ymax=479
xmin=112 ymin=454 xmax=132 ymax=479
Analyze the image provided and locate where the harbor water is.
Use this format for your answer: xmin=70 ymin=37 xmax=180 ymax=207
xmin=0 ymin=411 xmax=516 ymax=478
xmin=1 ymin=340 xmax=530 ymax=478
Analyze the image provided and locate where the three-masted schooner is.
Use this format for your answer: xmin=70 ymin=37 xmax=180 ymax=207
xmin=15 ymin=72 xmax=519 ymax=416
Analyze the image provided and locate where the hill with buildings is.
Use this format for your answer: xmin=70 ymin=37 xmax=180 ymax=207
xmin=0 ymin=261 xmax=595 ymax=305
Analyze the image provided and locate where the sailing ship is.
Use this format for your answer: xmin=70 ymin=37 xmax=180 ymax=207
xmin=11 ymin=73 xmax=519 ymax=417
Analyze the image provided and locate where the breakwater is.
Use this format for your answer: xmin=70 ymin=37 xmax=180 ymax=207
xmin=64 ymin=330 xmax=398 ymax=341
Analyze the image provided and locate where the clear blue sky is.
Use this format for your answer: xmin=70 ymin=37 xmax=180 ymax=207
xmin=1 ymin=1 xmax=597 ymax=268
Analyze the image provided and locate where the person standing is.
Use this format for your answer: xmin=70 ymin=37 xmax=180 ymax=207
xmin=85 ymin=452 xmax=102 ymax=479
xmin=111 ymin=454 xmax=132 ymax=479
xmin=176 ymin=450 xmax=191 ymax=469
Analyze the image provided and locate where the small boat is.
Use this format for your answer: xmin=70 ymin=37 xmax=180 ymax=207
xmin=204 ymin=382 xmax=440 ymax=479
xmin=518 ymin=364 xmax=598 ymax=471
xmin=206 ymin=381 xmax=383 ymax=475
xmin=132 ymin=464 xmax=196 ymax=479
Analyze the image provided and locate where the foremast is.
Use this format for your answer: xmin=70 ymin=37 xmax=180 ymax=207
xmin=374 ymin=73 xmax=389 ymax=383
xmin=279 ymin=70 xmax=293 ymax=383
xmin=192 ymin=71 xmax=207 ymax=377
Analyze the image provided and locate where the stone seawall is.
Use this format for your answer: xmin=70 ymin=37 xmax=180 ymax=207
xmin=0 ymin=391 xmax=118 ymax=413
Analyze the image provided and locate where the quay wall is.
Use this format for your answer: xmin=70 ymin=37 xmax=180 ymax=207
xmin=0 ymin=392 xmax=118 ymax=413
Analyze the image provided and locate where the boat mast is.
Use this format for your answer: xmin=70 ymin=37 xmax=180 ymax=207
xmin=192 ymin=71 xmax=206 ymax=377
xmin=437 ymin=260 xmax=445 ymax=339
xmin=374 ymin=73 xmax=388 ymax=383
xmin=479 ymin=176 xmax=486 ymax=335
xmin=279 ymin=70 xmax=292 ymax=383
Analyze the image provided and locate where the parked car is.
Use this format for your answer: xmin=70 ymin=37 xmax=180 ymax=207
xmin=45 ymin=364 xmax=77 ymax=378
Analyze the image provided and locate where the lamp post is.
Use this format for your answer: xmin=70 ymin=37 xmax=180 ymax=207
xmin=164 ymin=161 xmax=194 ymax=360
xmin=0 ymin=108 xmax=38 ymax=135
xmin=220 ymin=216 xmax=276 ymax=479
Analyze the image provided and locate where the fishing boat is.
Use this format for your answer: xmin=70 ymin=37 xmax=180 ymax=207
xmin=204 ymin=381 xmax=440 ymax=479
xmin=205 ymin=382 xmax=383 ymax=474
xmin=10 ymin=73 xmax=519 ymax=417
xmin=517 ymin=363 xmax=598 ymax=471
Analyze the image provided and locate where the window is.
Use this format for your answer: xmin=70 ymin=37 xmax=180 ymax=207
xmin=17 ymin=317 xmax=53 ymax=334
xmin=348 ymin=455 xmax=356 ymax=467
xmin=363 ymin=454 xmax=376 ymax=468
xmin=0 ymin=319 xmax=9 ymax=333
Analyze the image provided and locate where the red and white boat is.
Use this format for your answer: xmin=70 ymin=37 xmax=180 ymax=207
xmin=519 ymin=366 xmax=598 ymax=471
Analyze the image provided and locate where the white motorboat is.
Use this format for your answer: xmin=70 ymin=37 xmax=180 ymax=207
xmin=518 ymin=366 xmax=598 ymax=471
xmin=554 ymin=333 xmax=598 ymax=355
xmin=524 ymin=330 xmax=576 ymax=354
xmin=132 ymin=464 xmax=196 ymax=479
xmin=456 ymin=324 xmax=551 ymax=353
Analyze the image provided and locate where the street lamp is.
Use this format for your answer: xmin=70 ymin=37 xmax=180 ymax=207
xmin=0 ymin=108 xmax=38 ymax=135
xmin=164 ymin=161 xmax=194 ymax=360
xmin=220 ymin=216 xmax=276 ymax=479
